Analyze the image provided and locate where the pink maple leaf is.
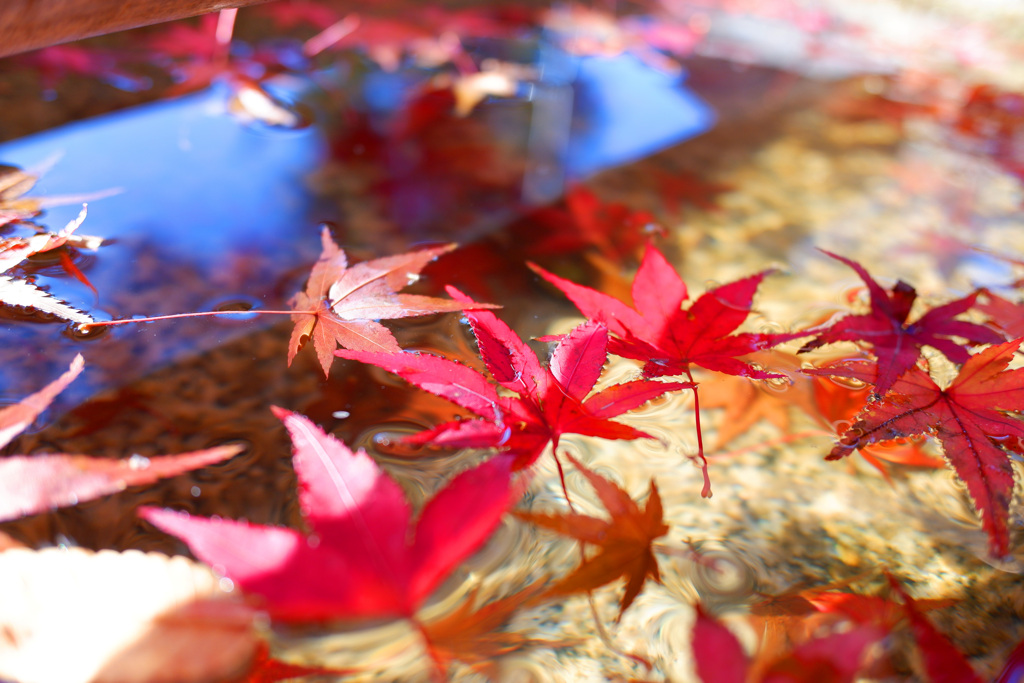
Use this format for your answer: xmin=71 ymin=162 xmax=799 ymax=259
xmin=142 ymin=407 xmax=515 ymax=622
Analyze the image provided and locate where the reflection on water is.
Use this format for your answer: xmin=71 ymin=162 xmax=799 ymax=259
xmin=2 ymin=1 xmax=1024 ymax=681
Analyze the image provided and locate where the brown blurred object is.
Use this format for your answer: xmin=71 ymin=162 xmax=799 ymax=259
xmin=0 ymin=0 xmax=270 ymax=58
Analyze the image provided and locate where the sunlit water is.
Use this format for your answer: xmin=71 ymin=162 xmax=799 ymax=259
xmin=2 ymin=3 xmax=1024 ymax=682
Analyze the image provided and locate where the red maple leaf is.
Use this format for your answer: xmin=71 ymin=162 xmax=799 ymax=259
xmin=337 ymin=288 xmax=691 ymax=470
xmin=0 ymin=446 xmax=243 ymax=523
xmin=807 ymin=359 xmax=944 ymax=482
xmin=0 ymin=354 xmax=83 ymax=449
xmin=886 ymin=575 xmax=985 ymax=683
xmin=289 ymin=227 xmax=494 ymax=376
xmin=531 ymin=242 xmax=796 ymax=496
xmin=820 ymin=339 xmax=1024 ymax=558
xmin=797 ymin=250 xmax=1003 ymax=395
xmin=978 ymin=289 xmax=1024 ymax=339
xmin=530 ymin=243 xmax=792 ymax=380
xmin=77 ymin=229 xmax=495 ymax=368
xmin=141 ymin=407 xmax=516 ymax=622
xmin=515 ymin=455 xmax=669 ymax=620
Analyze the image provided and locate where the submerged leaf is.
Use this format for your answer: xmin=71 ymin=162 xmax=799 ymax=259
xmin=515 ymin=455 xmax=668 ymax=620
xmin=0 ymin=445 xmax=243 ymax=523
xmin=419 ymin=581 xmax=562 ymax=674
xmin=0 ymin=354 xmax=83 ymax=449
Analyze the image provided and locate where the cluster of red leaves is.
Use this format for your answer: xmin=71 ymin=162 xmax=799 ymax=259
xmin=795 ymin=253 xmax=1019 ymax=557
xmin=143 ymin=407 xmax=675 ymax=673
xmin=9 ymin=3 xmax=1024 ymax=680
xmin=338 ymin=288 xmax=691 ymax=470
xmin=64 ymin=211 xmax=707 ymax=675
xmin=529 ymin=237 xmax=1024 ymax=564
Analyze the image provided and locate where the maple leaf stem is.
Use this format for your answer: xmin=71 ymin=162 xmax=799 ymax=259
xmin=586 ymin=594 xmax=652 ymax=668
xmin=76 ymin=309 xmax=303 ymax=330
xmin=686 ymin=370 xmax=713 ymax=499
xmin=553 ymin=451 xmax=577 ymax=513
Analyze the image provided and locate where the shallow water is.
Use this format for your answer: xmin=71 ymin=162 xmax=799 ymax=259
xmin=2 ymin=2 xmax=1024 ymax=682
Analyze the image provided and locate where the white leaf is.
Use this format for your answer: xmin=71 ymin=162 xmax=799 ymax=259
xmin=0 ymin=548 xmax=257 ymax=683
xmin=0 ymin=276 xmax=93 ymax=324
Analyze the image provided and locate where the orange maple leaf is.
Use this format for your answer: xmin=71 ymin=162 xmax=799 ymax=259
xmin=288 ymin=227 xmax=494 ymax=376
xmin=515 ymin=455 xmax=669 ymax=620
xmin=419 ymin=580 xmax=569 ymax=676
xmin=698 ymin=351 xmax=821 ymax=451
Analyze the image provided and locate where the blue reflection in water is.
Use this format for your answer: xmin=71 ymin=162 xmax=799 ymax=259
xmin=566 ymin=52 xmax=714 ymax=178
xmin=0 ymin=81 xmax=325 ymax=269
xmin=0 ymin=48 xmax=715 ymax=408
xmin=523 ymin=44 xmax=713 ymax=203
xmin=0 ymin=81 xmax=328 ymax=404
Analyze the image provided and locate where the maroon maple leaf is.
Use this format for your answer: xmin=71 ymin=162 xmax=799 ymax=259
xmin=337 ymin=287 xmax=691 ymax=470
xmin=798 ymin=250 xmax=1003 ymax=395
xmin=822 ymin=339 xmax=1024 ymax=558
xmin=142 ymin=407 xmax=515 ymax=622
